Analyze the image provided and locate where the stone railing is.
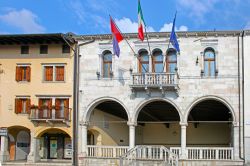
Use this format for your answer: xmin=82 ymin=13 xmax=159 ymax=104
xmin=186 ymin=147 xmax=234 ymax=160
xmin=130 ymin=73 xmax=179 ymax=92
xmin=120 ymin=145 xmax=178 ymax=166
xmin=87 ymin=145 xmax=129 ymax=158
xmin=170 ymin=147 xmax=234 ymax=160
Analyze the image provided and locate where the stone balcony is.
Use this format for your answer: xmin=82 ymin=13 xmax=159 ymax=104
xmin=130 ymin=72 xmax=179 ymax=95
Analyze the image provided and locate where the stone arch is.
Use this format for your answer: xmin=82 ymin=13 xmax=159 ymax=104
xmin=83 ymin=96 xmax=130 ymax=122
xmin=35 ymin=127 xmax=71 ymax=138
xmin=133 ymin=97 xmax=183 ymax=123
xmin=138 ymin=48 xmax=149 ymax=55
xmin=184 ymin=95 xmax=237 ymax=124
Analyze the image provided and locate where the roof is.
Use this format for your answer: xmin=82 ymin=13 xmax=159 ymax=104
xmin=75 ymin=30 xmax=248 ymax=41
xmin=0 ymin=33 xmax=75 ymax=45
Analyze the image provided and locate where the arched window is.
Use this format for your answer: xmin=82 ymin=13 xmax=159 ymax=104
xmin=166 ymin=49 xmax=177 ymax=73
xmin=152 ymin=50 xmax=164 ymax=73
xmin=204 ymin=48 xmax=216 ymax=76
xmin=138 ymin=50 xmax=149 ymax=73
xmin=103 ymin=51 xmax=112 ymax=78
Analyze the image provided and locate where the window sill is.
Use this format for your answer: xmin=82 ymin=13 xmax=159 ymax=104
xmin=42 ymin=81 xmax=66 ymax=83
xmin=16 ymin=81 xmax=30 ymax=83
xmin=17 ymin=113 xmax=29 ymax=116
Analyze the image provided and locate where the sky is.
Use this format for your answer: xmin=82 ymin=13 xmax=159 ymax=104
xmin=0 ymin=0 xmax=250 ymax=35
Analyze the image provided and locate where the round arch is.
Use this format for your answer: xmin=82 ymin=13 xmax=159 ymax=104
xmin=133 ymin=98 xmax=182 ymax=122
xmin=152 ymin=48 xmax=163 ymax=54
xmin=83 ymin=96 xmax=130 ymax=122
xmin=138 ymin=48 xmax=149 ymax=55
xmin=184 ymin=95 xmax=237 ymax=124
xmin=7 ymin=126 xmax=30 ymax=131
xmin=35 ymin=127 xmax=71 ymax=138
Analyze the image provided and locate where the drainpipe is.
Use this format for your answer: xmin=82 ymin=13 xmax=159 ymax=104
xmin=73 ymin=38 xmax=95 ymax=166
xmin=62 ymin=33 xmax=95 ymax=166
xmin=240 ymin=30 xmax=245 ymax=162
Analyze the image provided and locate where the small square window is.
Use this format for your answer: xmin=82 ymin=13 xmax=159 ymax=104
xmin=62 ymin=45 xmax=70 ymax=53
xmin=40 ymin=45 xmax=48 ymax=54
xmin=21 ymin=46 xmax=29 ymax=54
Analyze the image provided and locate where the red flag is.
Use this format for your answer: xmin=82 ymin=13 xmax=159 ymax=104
xmin=110 ymin=17 xmax=123 ymax=43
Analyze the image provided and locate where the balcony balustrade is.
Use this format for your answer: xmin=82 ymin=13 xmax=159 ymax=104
xmin=130 ymin=72 xmax=179 ymax=94
xmin=29 ymin=106 xmax=70 ymax=125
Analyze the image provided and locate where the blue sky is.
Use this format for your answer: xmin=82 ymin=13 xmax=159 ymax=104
xmin=0 ymin=0 xmax=250 ymax=35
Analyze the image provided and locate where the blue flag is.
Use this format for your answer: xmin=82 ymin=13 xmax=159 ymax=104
xmin=112 ymin=35 xmax=120 ymax=57
xmin=170 ymin=13 xmax=180 ymax=53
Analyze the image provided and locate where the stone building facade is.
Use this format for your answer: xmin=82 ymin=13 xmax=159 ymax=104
xmin=77 ymin=31 xmax=245 ymax=165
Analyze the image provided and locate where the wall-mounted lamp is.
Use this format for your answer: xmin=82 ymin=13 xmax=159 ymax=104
xmin=196 ymin=56 xmax=199 ymax=65
xmin=96 ymin=71 xmax=100 ymax=80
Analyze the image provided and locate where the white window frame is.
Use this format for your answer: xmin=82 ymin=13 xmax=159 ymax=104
xmin=42 ymin=63 xmax=66 ymax=82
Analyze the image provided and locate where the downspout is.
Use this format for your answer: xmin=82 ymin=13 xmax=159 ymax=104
xmin=73 ymin=38 xmax=95 ymax=166
xmin=62 ymin=33 xmax=95 ymax=166
xmin=240 ymin=30 xmax=245 ymax=161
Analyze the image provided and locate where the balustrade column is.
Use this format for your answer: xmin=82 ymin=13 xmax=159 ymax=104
xmin=128 ymin=122 xmax=137 ymax=149
xmin=180 ymin=123 xmax=187 ymax=159
xmin=0 ymin=136 xmax=9 ymax=162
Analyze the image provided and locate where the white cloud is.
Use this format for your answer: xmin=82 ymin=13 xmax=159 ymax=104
xmin=69 ymin=0 xmax=86 ymax=23
xmin=177 ymin=0 xmax=218 ymax=21
xmin=159 ymin=23 xmax=188 ymax=32
xmin=245 ymin=21 xmax=250 ymax=29
xmin=115 ymin=17 xmax=155 ymax=33
xmin=0 ymin=9 xmax=45 ymax=33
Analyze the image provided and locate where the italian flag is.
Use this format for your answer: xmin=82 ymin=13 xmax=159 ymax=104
xmin=138 ymin=0 xmax=145 ymax=41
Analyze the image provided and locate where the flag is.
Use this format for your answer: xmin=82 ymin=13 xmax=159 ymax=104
xmin=170 ymin=12 xmax=180 ymax=53
xmin=110 ymin=16 xmax=123 ymax=57
xmin=138 ymin=0 xmax=145 ymax=41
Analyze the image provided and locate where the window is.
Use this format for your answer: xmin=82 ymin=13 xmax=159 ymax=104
xmin=40 ymin=45 xmax=48 ymax=54
xmin=204 ymin=48 xmax=216 ymax=76
xmin=21 ymin=46 xmax=29 ymax=54
xmin=102 ymin=51 xmax=112 ymax=78
xmin=166 ymin=49 xmax=177 ymax=73
xmin=43 ymin=65 xmax=65 ymax=82
xmin=15 ymin=98 xmax=30 ymax=114
xmin=152 ymin=50 xmax=164 ymax=73
xmin=16 ymin=66 xmax=31 ymax=82
xmin=62 ymin=45 xmax=70 ymax=53
xmin=55 ymin=98 xmax=69 ymax=119
xmin=138 ymin=50 xmax=149 ymax=73
xmin=38 ymin=98 xmax=52 ymax=118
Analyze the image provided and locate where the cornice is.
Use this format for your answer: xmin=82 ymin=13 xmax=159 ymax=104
xmin=74 ymin=30 xmax=244 ymax=41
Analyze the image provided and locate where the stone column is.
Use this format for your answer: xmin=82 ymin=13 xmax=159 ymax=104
xmin=79 ymin=121 xmax=88 ymax=156
xmin=149 ymin=55 xmax=152 ymax=72
xmin=128 ymin=122 xmax=137 ymax=149
xmin=27 ymin=132 xmax=40 ymax=162
xmin=78 ymin=121 xmax=88 ymax=165
xmin=233 ymin=123 xmax=239 ymax=160
xmin=0 ymin=136 xmax=10 ymax=162
xmin=180 ymin=123 xmax=187 ymax=159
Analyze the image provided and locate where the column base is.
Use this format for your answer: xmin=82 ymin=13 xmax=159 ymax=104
xmin=0 ymin=151 xmax=10 ymax=162
xmin=27 ymin=152 xmax=40 ymax=163
xmin=78 ymin=152 xmax=88 ymax=165
xmin=179 ymin=154 xmax=187 ymax=160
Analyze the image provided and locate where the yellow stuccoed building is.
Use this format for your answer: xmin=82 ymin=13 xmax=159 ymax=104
xmin=0 ymin=33 xmax=75 ymax=163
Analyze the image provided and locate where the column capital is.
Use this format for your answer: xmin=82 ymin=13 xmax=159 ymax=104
xmin=232 ymin=122 xmax=239 ymax=127
xmin=79 ymin=121 xmax=89 ymax=126
xmin=127 ymin=121 xmax=137 ymax=127
xmin=179 ymin=122 xmax=188 ymax=126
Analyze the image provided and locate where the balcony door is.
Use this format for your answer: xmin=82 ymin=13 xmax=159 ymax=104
xmin=166 ymin=49 xmax=177 ymax=73
xmin=152 ymin=50 xmax=164 ymax=73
